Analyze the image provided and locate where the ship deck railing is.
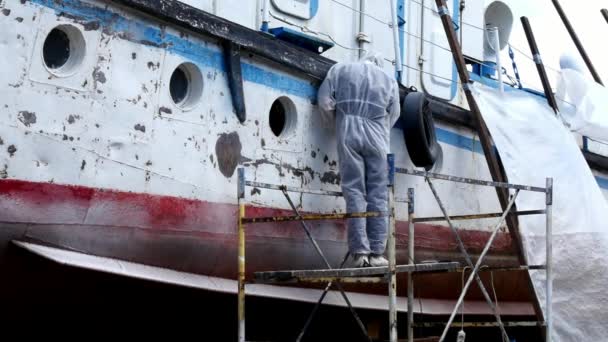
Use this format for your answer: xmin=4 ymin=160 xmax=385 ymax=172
xmin=236 ymin=154 xmax=552 ymax=342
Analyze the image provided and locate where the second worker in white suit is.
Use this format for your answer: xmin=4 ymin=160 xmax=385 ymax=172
xmin=318 ymin=52 xmax=401 ymax=267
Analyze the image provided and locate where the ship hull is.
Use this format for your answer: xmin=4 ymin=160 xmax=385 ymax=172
xmin=0 ymin=178 xmax=534 ymax=304
xmin=0 ymin=0 xmax=604 ymax=319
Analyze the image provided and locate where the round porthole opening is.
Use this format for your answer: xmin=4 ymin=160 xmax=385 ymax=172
xmin=269 ymin=96 xmax=297 ymax=138
xmin=169 ymin=63 xmax=203 ymax=110
xmin=43 ymin=25 xmax=86 ymax=76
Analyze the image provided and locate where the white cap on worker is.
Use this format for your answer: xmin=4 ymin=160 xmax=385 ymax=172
xmin=361 ymin=51 xmax=384 ymax=68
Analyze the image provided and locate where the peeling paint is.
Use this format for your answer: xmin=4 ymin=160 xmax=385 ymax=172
xmin=18 ymin=111 xmax=36 ymax=127
xmin=159 ymin=107 xmax=172 ymax=115
xmin=320 ymin=171 xmax=340 ymax=185
xmin=147 ymin=61 xmax=160 ymax=70
xmin=7 ymin=145 xmax=16 ymax=157
xmin=67 ymin=114 xmax=80 ymax=124
xmin=92 ymin=67 xmax=106 ymax=84
xmin=83 ymin=20 xmax=100 ymax=31
xmin=215 ymin=132 xmax=241 ymax=178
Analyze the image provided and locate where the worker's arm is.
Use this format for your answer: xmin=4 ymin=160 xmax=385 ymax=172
xmin=387 ymin=80 xmax=401 ymax=127
xmin=318 ymin=66 xmax=337 ymax=127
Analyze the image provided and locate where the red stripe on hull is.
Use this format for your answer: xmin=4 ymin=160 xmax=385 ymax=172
xmin=0 ymin=179 xmax=530 ymax=301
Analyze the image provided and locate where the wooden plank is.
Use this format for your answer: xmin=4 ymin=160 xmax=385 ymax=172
xmin=254 ymin=262 xmax=459 ymax=284
xmin=109 ymin=0 xmax=334 ymax=80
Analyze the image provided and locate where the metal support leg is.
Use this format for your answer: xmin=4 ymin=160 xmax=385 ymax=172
xmin=407 ymin=188 xmax=415 ymax=342
xmin=426 ymin=178 xmax=510 ymax=342
xmin=280 ymin=189 xmax=371 ymax=341
xmin=439 ymin=190 xmax=520 ymax=342
xmin=387 ymin=154 xmax=397 ymax=342
xmin=237 ymin=168 xmax=246 ymax=342
xmin=546 ymin=178 xmax=553 ymax=342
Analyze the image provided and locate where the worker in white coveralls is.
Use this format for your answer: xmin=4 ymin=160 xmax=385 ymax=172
xmin=318 ymin=52 xmax=401 ymax=268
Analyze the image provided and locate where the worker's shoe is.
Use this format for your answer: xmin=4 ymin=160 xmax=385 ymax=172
xmin=352 ymin=254 xmax=370 ymax=268
xmin=369 ymin=254 xmax=389 ymax=267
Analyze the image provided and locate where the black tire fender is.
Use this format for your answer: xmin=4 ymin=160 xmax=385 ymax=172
xmin=401 ymin=92 xmax=441 ymax=170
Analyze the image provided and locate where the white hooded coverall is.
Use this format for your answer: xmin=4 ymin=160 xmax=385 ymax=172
xmin=318 ymin=53 xmax=400 ymax=256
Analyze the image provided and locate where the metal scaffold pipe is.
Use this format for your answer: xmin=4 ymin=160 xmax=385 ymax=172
xmin=520 ymin=16 xmax=560 ymax=114
xmin=390 ymin=0 xmax=403 ymax=81
xmin=551 ymin=0 xmax=604 ymax=86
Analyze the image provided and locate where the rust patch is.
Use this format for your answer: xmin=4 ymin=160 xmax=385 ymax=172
xmin=134 ymin=124 xmax=146 ymax=133
xmin=2 ymin=9 xmax=10 ymax=16
xmin=145 ymin=160 xmax=153 ymax=166
xmin=18 ymin=111 xmax=36 ymax=127
xmin=320 ymin=171 xmax=340 ymax=185
xmin=131 ymin=53 xmax=137 ymax=60
xmin=0 ymin=137 xmax=3 ymax=145
xmin=250 ymin=188 xmax=261 ymax=196
xmin=261 ymin=138 xmax=265 ymax=148
xmin=80 ymin=160 xmax=86 ymax=171
xmin=0 ymin=164 xmax=7 ymax=179
xmin=7 ymin=145 xmax=16 ymax=157
xmin=311 ymin=151 xmax=316 ymax=158
xmin=215 ymin=132 xmax=242 ymax=178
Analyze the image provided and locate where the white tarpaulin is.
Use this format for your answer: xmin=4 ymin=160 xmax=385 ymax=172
xmin=474 ymin=84 xmax=608 ymax=341
xmin=556 ymin=69 xmax=608 ymax=142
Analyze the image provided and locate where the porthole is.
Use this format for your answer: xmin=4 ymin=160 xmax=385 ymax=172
xmin=269 ymin=96 xmax=297 ymax=138
xmin=169 ymin=62 xmax=203 ymax=110
xmin=42 ymin=25 xmax=86 ymax=77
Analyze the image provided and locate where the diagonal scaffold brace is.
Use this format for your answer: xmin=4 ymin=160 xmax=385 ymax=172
xmin=279 ymin=188 xmax=372 ymax=342
xmin=426 ymin=177 xmax=510 ymax=342
xmin=438 ymin=190 xmax=520 ymax=342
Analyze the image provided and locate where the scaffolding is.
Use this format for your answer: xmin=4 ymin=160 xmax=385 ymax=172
xmin=236 ymin=154 xmax=553 ymax=342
